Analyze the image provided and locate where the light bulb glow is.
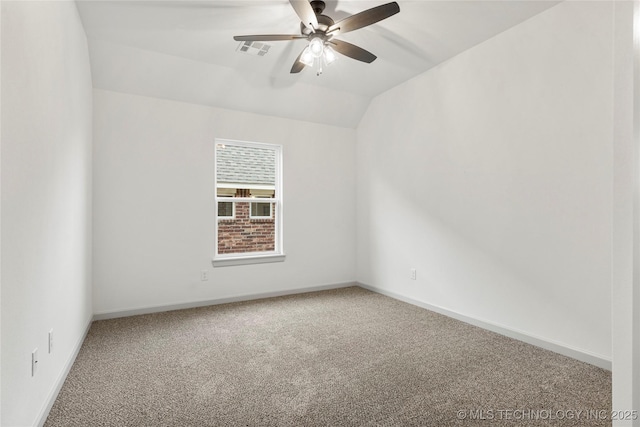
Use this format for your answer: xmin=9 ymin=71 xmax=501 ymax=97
xmin=300 ymin=47 xmax=314 ymax=67
xmin=324 ymin=46 xmax=337 ymax=65
xmin=309 ymin=37 xmax=324 ymax=58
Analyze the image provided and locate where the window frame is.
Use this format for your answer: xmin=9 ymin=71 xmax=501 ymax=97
xmin=213 ymin=138 xmax=284 ymax=267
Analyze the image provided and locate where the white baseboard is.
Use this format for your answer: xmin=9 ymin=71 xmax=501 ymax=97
xmin=35 ymin=315 xmax=93 ymax=427
xmin=357 ymin=282 xmax=612 ymax=371
xmin=93 ymin=281 xmax=357 ymax=321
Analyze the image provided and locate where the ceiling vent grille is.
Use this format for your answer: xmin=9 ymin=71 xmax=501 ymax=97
xmin=236 ymin=41 xmax=271 ymax=57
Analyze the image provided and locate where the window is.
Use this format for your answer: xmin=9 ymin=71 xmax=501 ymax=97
xmin=213 ymin=139 xmax=284 ymax=267
xmin=250 ymin=201 xmax=272 ymax=218
xmin=218 ymin=197 xmax=235 ymax=219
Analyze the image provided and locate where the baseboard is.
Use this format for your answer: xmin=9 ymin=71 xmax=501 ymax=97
xmin=35 ymin=315 xmax=93 ymax=427
xmin=93 ymin=281 xmax=357 ymax=321
xmin=357 ymin=282 xmax=612 ymax=371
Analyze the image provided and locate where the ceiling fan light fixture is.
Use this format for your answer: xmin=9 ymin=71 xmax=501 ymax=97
xmin=300 ymin=46 xmax=315 ymax=67
xmin=324 ymin=45 xmax=337 ymax=65
xmin=308 ymin=37 xmax=324 ymax=58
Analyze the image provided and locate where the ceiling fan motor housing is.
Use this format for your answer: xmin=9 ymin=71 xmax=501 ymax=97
xmin=301 ymin=14 xmax=334 ymax=36
xmin=301 ymin=1 xmax=334 ymax=36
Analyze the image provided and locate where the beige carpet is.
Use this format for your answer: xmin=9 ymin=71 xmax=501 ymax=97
xmin=45 ymin=287 xmax=611 ymax=426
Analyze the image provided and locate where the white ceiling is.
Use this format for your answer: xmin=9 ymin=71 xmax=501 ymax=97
xmin=77 ymin=0 xmax=560 ymax=127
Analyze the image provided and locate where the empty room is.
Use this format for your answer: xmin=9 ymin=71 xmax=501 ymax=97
xmin=1 ymin=0 xmax=639 ymax=425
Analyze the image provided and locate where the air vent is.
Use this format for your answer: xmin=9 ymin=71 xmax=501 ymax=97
xmin=236 ymin=41 xmax=271 ymax=57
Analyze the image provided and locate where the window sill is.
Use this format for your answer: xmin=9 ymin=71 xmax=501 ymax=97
xmin=212 ymin=253 xmax=286 ymax=268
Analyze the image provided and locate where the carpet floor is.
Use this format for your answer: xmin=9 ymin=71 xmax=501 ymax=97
xmin=45 ymin=287 xmax=611 ymax=426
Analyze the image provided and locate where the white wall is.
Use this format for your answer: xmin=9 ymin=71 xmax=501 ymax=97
xmin=356 ymin=1 xmax=613 ymax=363
xmin=0 ymin=1 xmax=3 ymax=423
xmin=612 ymin=0 xmax=640 ymax=421
xmin=92 ymin=89 xmax=356 ymax=315
xmin=1 ymin=1 xmax=93 ymax=426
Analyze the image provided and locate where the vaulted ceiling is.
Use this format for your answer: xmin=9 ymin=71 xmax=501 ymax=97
xmin=77 ymin=0 xmax=560 ymax=128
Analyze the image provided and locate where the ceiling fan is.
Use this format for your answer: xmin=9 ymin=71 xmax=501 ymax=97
xmin=233 ymin=0 xmax=400 ymax=75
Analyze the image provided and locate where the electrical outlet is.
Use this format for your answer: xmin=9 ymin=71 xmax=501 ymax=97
xmin=32 ymin=348 xmax=38 ymax=376
xmin=201 ymin=270 xmax=208 ymax=281
xmin=410 ymin=268 xmax=417 ymax=280
xmin=48 ymin=329 xmax=54 ymax=353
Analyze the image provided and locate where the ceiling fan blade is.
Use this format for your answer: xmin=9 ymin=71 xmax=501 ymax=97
xmin=233 ymin=35 xmax=306 ymax=42
xmin=289 ymin=0 xmax=319 ymax=31
xmin=328 ymin=2 xmax=400 ymax=36
xmin=330 ymin=39 xmax=377 ymax=63
xmin=290 ymin=49 xmax=306 ymax=74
